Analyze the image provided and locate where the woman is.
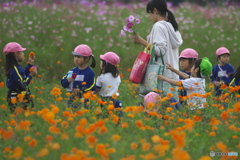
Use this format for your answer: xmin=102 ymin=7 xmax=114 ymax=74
xmin=132 ymin=0 xmax=183 ymax=98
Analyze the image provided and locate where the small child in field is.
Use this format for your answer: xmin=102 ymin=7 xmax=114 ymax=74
xmin=3 ymin=42 xmax=37 ymax=112
xmin=93 ymin=52 xmax=122 ymax=110
xmin=143 ymin=91 xmax=180 ymax=112
xmin=178 ymin=48 xmax=198 ymax=104
xmin=210 ymin=47 xmax=235 ymax=96
xmin=158 ymin=57 xmax=212 ymax=110
xmin=61 ymin=44 xmax=96 ymax=108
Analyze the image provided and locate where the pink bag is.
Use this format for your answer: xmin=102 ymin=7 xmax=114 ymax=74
xmin=129 ymin=46 xmax=151 ymax=83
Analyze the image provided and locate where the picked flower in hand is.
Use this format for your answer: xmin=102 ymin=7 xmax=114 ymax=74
xmin=72 ymin=73 xmax=77 ymax=79
xmin=121 ymin=15 xmax=141 ymax=36
xmin=29 ymin=66 xmax=37 ymax=72
xmin=29 ymin=52 xmax=36 ymax=58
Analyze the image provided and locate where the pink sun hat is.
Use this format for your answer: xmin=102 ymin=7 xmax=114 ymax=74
xmin=100 ymin=52 xmax=120 ymax=66
xmin=179 ymin=48 xmax=198 ymax=59
xmin=3 ymin=42 xmax=26 ymax=55
xmin=72 ymin=44 xmax=93 ymax=56
xmin=144 ymin=92 xmax=161 ymax=106
xmin=216 ymin=47 xmax=230 ymax=56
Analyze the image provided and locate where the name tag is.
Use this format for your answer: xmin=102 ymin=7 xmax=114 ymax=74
xmin=75 ymin=75 xmax=84 ymax=81
xmin=218 ymin=71 xmax=227 ymax=77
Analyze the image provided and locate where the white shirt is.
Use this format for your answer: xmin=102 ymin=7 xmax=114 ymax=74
xmin=181 ymin=77 xmax=206 ymax=110
xmin=149 ymin=20 xmax=183 ymax=80
xmin=96 ymin=73 xmax=121 ymax=97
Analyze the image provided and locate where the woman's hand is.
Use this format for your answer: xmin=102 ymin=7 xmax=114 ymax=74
xmin=131 ymin=34 xmax=144 ymax=44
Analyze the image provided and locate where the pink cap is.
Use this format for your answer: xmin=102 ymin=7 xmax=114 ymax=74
xmin=144 ymin=92 xmax=161 ymax=106
xmin=216 ymin=47 xmax=230 ymax=56
xmin=72 ymin=44 xmax=92 ymax=56
xmin=179 ymin=48 xmax=198 ymax=59
xmin=3 ymin=42 xmax=26 ymax=55
xmin=100 ymin=52 xmax=120 ymax=66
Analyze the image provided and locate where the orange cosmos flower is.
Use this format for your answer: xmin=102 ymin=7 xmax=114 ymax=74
xmin=28 ymin=52 xmax=35 ymax=57
xmin=24 ymin=136 xmax=32 ymax=141
xmin=36 ymin=148 xmax=49 ymax=157
xmin=61 ymin=133 xmax=69 ymax=140
xmin=3 ymin=130 xmax=14 ymax=140
xmin=55 ymin=97 xmax=63 ymax=101
xmin=86 ymin=135 xmax=98 ymax=145
xmin=130 ymin=143 xmax=138 ymax=150
xmin=216 ymin=142 xmax=227 ymax=152
xmin=49 ymin=126 xmax=60 ymax=134
xmin=112 ymin=134 xmax=121 ymax=141
xmin=209 ymin=132 xmax=216 ymax=136
xmin=11 ymin=147 xmax=22 ymax=159
xmin=232 ymin=135 xmax=238 ymax=139
xmin=121 ymin=122 xmax=129 ymax=128
xmin=98 ymin=126 xmax=108 ymax=134
xmin=11 ymin=98 xmax=17 ymax=104
xmin=209 ymin=117 xmax=220 ymax=126
xmin=220 ymin=111 xmax=228 ymax=121
xmin=95 ymin=144 xmax=108 ymax=159
xmin=135 ymin=120 xmax=143 ymax=128
xmin=45 ymin=135 xmax=53 ymax=142
xmin=51 ymin=143 xmax=60 ymax=150
xmin=28 ymin=139 xmax=37 ymax=147
xmin=0 ymin=82 xmax=4 ymax=88
xmin=234 ymin=101 xmax=240 ymax=112
xmin=142 ymin=142 xmax=151 ymax=151
xmin=151 ymin=135 xmax=160 ymax=143
xmin=17 ymin=120 xmax=31 ymax=130
xmin=0 ymin=104 xmax=7 ymax=110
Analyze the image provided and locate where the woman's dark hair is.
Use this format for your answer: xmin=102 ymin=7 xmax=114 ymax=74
xmin=85 ymin=56 xmax=96 ymax=68
xmin=5 ymin=52 xmax=19 ymax=76
xmin=100 ymin=60 xmax=119 ymax=78
xmin=194 ymin=59 xmax=202 ymax=78
xmin=146 ymin=0 xmax=178 ymax=31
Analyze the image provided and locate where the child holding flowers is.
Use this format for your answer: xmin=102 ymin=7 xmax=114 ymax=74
xmin=210 ymin=47 xmax=235 ymax=96
xmin=178 ymin=48 xmax=198 ymax=104
xmin=3 ymin=42 xmax=37 ymax=112
xmin=61 ymin=44 xmax=96 ymax=108
xmin=158 ymin=57 xmax=212 ymax=110
xmin=93 ymin=52 xmax=122 ymax=112
xmin=131 ymin=0 xmax=183 ymax=98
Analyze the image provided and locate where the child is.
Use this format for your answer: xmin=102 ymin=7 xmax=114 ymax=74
xmin=93 ymin=52 xmax=122 ymax=111
xmin=178 ymin=48 xmax=198 ymax=104
xmin=210 ymin=47 xmax=235 ymax=96
xmin=3 ymin=42 xmax=37 ymax=112
xmin=158 ymin=57 xmax=212 ymax=110
xmin=144 ymin=91 xmax=180 ymax=112
xmin=61 ymin=44 xmax=96 ymax=108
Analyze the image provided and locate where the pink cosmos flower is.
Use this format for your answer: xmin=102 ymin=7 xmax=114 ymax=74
xmin=135 ymin=18 xmax=141 ymax=24
xmin=127 ymin=22 xmax=134 ymax=29
xmin=128 ymin=15 xmax=135 ymax=22
xmin=121 ymin=30 xmax=126 ymax=36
